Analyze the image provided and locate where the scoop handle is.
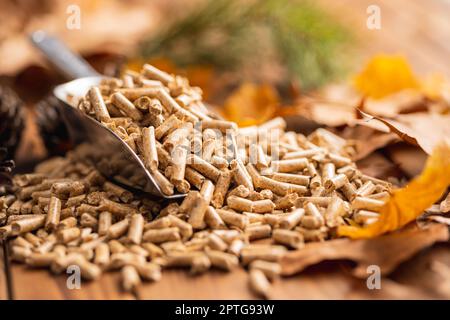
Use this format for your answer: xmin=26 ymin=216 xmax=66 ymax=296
xmin=29 ymin=30 xmax=99 ymax=79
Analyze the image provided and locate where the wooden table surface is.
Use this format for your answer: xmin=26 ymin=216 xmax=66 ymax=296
xmin=2 ymin=242 xmax=450 ymax=300
xmin=0 ymin=244 xmax=8 ymax=300
xmin=2 ymin=245 xmax=363 ymax=300
xmin=1 ymin=0 xmax=449 ymax=300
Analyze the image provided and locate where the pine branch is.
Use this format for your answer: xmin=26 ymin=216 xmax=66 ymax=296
xmin=138 ymin=0 xmax=352 ymax=90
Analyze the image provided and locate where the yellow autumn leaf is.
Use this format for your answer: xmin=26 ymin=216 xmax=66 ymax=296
xmin=353 ymin=54 xmax=419 ymax=99
xmin=338 ymin=143 xmax=450 ymax=239
xmin=223 ymin=83 xmax=280 ymax=127
xmin=125 ymin=57 xmax=146 ymax=73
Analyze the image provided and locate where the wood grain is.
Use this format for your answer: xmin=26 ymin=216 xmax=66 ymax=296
xmin=0 ymin=243 xmax=7 ymax=300
xmin=5 ymin=257 xmax=442 ymax=300
xmin=137 ymin=268 xmax=351 ymax=300
xmin=271 ymin=268 xmax=354 ymax=299
xmin=9 ymin=264 xmax=135 ymax=300
xmin=137 ymin=268 xmax=255 ymax=300
xmin=136 ymin=264 xmax=435 ymax=300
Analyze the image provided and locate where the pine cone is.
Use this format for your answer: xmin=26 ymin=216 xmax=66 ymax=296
xmin=36 ymin=95 xmax=72 ymax=156
xmin=0 ymin=85 xmax=25 ymax=158
xmin=0 ymin=148 xmax=14 ymax=174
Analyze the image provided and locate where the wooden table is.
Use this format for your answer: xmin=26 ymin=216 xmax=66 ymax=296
xmin=1 ymin=243 xmax=8 ymax=300
xmin=2 ymin=246 xmax=360 ymax=300
xmin=0 ymin=248 xmax=380 ymax=300
xmin=2 ymin=241 xmax=449 ymax=300
xmin=6 ymin=263 xmax=134 ymax=300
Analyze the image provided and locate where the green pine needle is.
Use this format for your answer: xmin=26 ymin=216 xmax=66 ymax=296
xmin=139 ymin=0 xmax=352 ymax=91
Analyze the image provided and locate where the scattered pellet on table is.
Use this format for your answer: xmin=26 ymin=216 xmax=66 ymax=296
xmin=249 ymin=269 xmax=271 ymax=299
xmin=121 ymin=265 xmax=141 ymax=292
xmin=249 ymin=260 xmax=281 ymax=281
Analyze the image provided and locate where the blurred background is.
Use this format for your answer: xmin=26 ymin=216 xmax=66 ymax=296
xmin=0 ymin=0 xmax=449 ymax=182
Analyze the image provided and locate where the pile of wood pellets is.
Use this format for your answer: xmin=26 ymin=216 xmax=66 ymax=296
xmin=0 ymin=64 xmax=392 ymax=298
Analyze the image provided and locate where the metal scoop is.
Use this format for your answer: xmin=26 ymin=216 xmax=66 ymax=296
xmin=30 ymin=31 xmax=185 ymax=199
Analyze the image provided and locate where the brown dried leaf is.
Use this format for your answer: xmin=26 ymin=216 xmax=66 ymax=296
xmin=356 ymin=151 xmax=402 ymax=180
xmin=427 ymin=215 xmax=450 ymax=226
xmin=319 ymin=83 xmax=361 ymax=107
xmin=223 ymin=83 xmax=280 ymax=127
xmin=340 ymin=125 xmax=398 ymax=161
xmin=281 ymin=223 xmax=449 ymax=278
xmin=307 ymin=101 xmax=355 ymax=127
xmin=301 ymin=79 xmax=448 ymax=131
xmin=424 ymin=204 xmax=442 ymax=216
xmin=385 ymin=143 xmax=428 ymax=178
xmin=357 ymin=109 xmax=418 ymax=145
xmin=317 ymin=84 xmax=427 ymax=121
xmin=285 ymin=94 xmax=357 ymax=127
xmin=440 ymin=193 xmax=450 ymax=213
xmin=362 ymin=90 xmax=429 ymax=117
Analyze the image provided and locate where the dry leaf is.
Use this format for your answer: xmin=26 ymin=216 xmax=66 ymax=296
xmin=285 ymin=84 xmax=361 ymax=127
xmin=353 ymin=54 xmax=419 ymax=99
xmin=357 ymin=109 xmax=450 ymax=154
xmin=424 ymin=204 xmax=442 ymax=216
xmin=281 ymin=223 xmax=449 ymax=277
xmin=283 ymin=95 xmax=356 ymax=128
xmin=285 ymin=83 xmax=447 ymax=132
xmin=340 ymin=125 xmax=398 ymax=160
xmin=362 ymin=89 xmax=428 ymax=117
xmin=390 ymin=245 xmax=450 ymax=299
xmin=338 ymin=143 xmax=450 ymax=239
xmin=356 ymin=109 xmax=419 ymax=146
xmin=223 ymin=83 xmax=279 ymax=126
xmin=427 ymin=215 xmax=450 ymax=226
xmin=394 ymin=113 xmax=450 ymax=154
xmin=319 ymin=83 xmax=362 ymax=108
xmin=308 ymin=102 xmax=355 ymax=127
xmin=356 ymin=151 xmax=402 ymax=180
xmin=385 ymin=143 xmax=428 ymax=178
